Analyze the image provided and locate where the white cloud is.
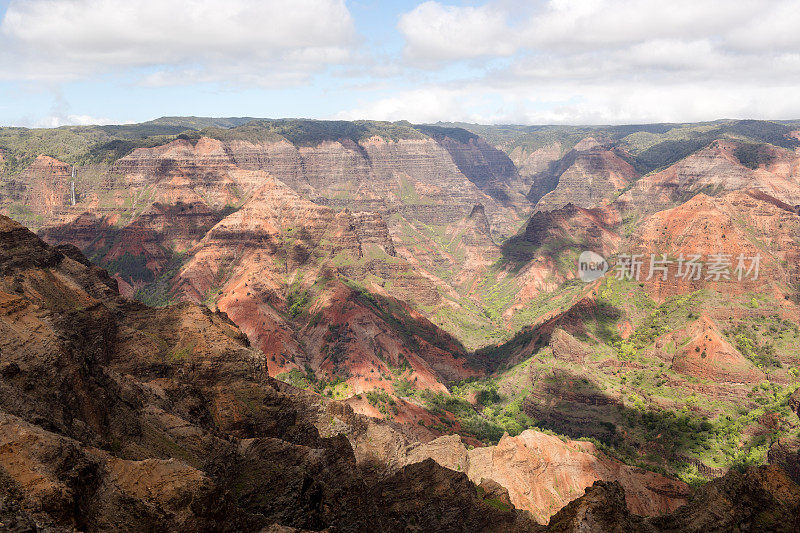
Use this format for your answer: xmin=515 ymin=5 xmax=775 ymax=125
xmin=33 ymin=113 xmax=114 ymax=128
xmin=372 ymin=0 xmax=800 ymax=123
xmin=398 ymin=2 xmax=515 ymax=64
xmin=336 ymin=87 xmax=481 ymax=123
xmin=4 ymin=0 xmax=800 ymax=126
xmin=0 ymin=0 xmax=355 ymax=84
xmin=396 ymin=1 xmax=800 ymax=66
xmin=525 ymin=0 xmax=762 ymax=50
xmin=339 ymin=82 xmax=800 ymax=125
xmin=725 ymin=0 xmax=800 ymax=52
xmin=623 ymin=40 xmax=725 ymax=71
xmin=504 ymin=40 xmax=739 ymax=83
xmin=397 ymin=0 xmax=773 ymax=58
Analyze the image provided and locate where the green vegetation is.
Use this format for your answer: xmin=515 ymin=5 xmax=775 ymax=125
xmin=473 ymin=484 xmax=513 ymax=511
xmin=134 ymin=251 xmax=189 ymax=307
xmin=724 ymin=315 xmax=798 ymax=369
xmin=168 ymin=342 xmax=195 ymax=362
xmin=86 ymin=135 xmax=180 ymax=164
xmin=393 ymin=378 xmax=417 ymax=397
xmin=428 ymin=281 xmax=800 ymax=484
xmin=286 ymin=287 xmax=310 ymax=318
xmin=733 ymin=142 xmax=777 ymax=169
xmin=276 ymin=368 xmax=315 ymax=389
xmin=484 ymin=497 xmax=512 ymax=512
xmin=438 ymin=122 xmax=592 ymax=155
xmin=203 ymin=119 xmax=426 ymax=147
xmin=0 ymin=117 xmax=435 ymax=176
xmin=414 ymin=124 xmax=479 ymax=144
xmin=399 ymin=381 xmax=534 ymax=443
xmin=276 ymin=366 xmax=352 ymax=400
xmin=105 ymin=252 xmax=155 ymax=283
xmin=0 ymin=122 xmax=193 ymax=172
xmin=366 ymin=389 xmax=399 ymax=417
xmin=398 ymin=176 xmax=428 ymax=205
xmin=440 ymin=342 xmax=799 ymax=483
xmin=603 ymin=289 xmax=699 ymax=359
xmin=4 ymin=116 xmax=799 ymax=491
xmin=449 ymin=119 xmax=800 ymax=174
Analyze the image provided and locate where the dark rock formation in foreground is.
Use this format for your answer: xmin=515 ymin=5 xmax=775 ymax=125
xmin=549 ymin=465 xmax=800 ymax=533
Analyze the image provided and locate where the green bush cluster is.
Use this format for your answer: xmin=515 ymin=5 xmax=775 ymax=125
xmin=416 ymin=386 xmax=534 ymax=444
xmin=366 ymin=389 xmax=399 ymax=417
xmin=106 ymin=252 xmax=154 ymax=283
xmin=286 ymin=288 xmax=310 ymax=318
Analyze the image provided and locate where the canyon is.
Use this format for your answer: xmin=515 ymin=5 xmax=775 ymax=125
xmin=0 ymin=117 xmax=799 ymax=530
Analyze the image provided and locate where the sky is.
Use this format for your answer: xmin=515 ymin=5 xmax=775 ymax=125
xmin=1 ymin=0 xmax=800 ymax=127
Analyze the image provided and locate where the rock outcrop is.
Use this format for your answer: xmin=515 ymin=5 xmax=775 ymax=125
xmin=416 ymin=126 xmax=531 ymax=211
xmin=406 ymin=430 xmax=689 ymax=524
xmin=548 ymin=465 xmax=800 ymax=532
xmin=0 ymin=155 xmax=74 ymax=228
xmin=548 ymin=465 xmax=800 ymax=533
xmin=769 ymin=438 xmax=800 ymax=486
xmin=12 ymin=125 xmax=538 ymax=394
xmin=629 ymin=189 xmax=800 ymax=302
xmin=507 ymin=142 xmax=564 ymax=202
xmin=113 ymin=134 xmax=528 ymax=239
xmin=4 ymin=119 xmax=800 ymax=502
xmin=499 ymin=203 xmax=620 ymax=305
xmin=791 ymin=388 xmax=800 ymax=418
xmin=658 ymin=314 xmax=765 ymax=383
xmin=534 ymin=143 xmax=638 ymax=212
xmin=618 ymin=140 xmax=800 ymax=213
xmin=162 ymin=175 xmax=479 ymax=395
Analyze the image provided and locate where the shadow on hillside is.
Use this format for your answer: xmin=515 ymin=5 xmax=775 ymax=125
xmin=496 ymin=207 xmax=593 ymax=274
xmin=497 ymin=230 xmax=587 ymax=275
xmin=498 ymin=231 xmax=537 ymax=266
xmin=473 ymin=297 xmax=624 ymax=373
xmin=526 ymin=151 xmax=575 ymax=205
xmin=414 ymin=124 xmax=516 ymax=205
xmin=469 ymin=294 xmax=743 ymax=475
xmin=340 ymin=280 xmax=473 ymax=367
xmin=521 ymin=366 xmax=730 ymax=477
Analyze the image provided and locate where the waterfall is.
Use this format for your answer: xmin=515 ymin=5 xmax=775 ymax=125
xmin=70 ymin=167 xmax=76 ymax=206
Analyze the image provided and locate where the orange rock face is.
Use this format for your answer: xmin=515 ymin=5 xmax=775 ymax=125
xmin=655 ymin=314 xmax=765 ymax=383
xmin=501 ymin=203 xmax=621 ymax=306
xmin=630 ymin=190 xmax=800 ymax=302
xmin=149 ymin=173 xmax=479 ymax=397
xmin=28 ymin=138 xmax=484 ymax=400
xmin=618 ymin=140 xmax=800 ymax=213
xmin=535 ymin=142 xmax=638 ymax=212
xmin=113 ymin=134 xmax=529 ymax=237
xmin=0 ymin=155 xmax=74 ymax=226
xmin=3 ymin=120 xmax=800 ymax=530
xmin=407 ymin=429 xmax=689 ymax=524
